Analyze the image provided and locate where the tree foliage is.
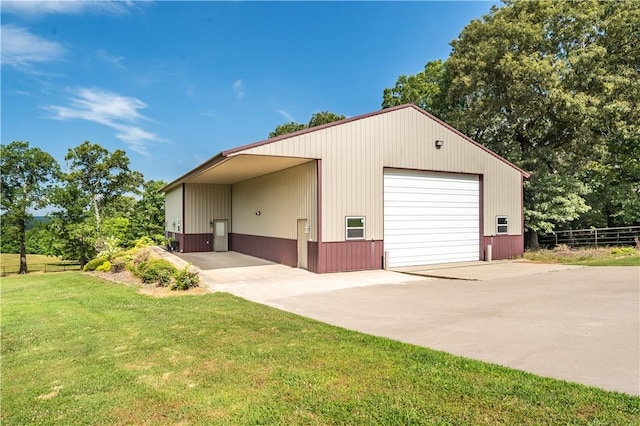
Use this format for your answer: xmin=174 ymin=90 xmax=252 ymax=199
xmin=382 ymin=59 xmax=449 ymax=119
xmin=0 ymin=142 xmax=59 ymax=273
xmin=307 ymin=111 xmax=346 ymax=128
xmin=269 ymin=122 xmax=307 ymax=138
xmin=129 ymin=180 xmax=167 ymax=242
xmin=269 ymin=111 xmax=345 ymax=137
xmin=62 ymin=141 xmax=143 ymax=231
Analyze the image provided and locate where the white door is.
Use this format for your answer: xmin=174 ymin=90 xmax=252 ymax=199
xmin=213 ymin=220 xmax=228 ymax=252
xmin=384 ymin=169 xmax=479 ymax=267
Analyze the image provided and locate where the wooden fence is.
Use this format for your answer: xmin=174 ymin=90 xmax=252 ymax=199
xmin=538 ymin=225 xmax=640 ymax=249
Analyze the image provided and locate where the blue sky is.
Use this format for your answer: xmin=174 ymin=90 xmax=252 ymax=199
xmin=1 ymin=1 xmax=496 ymax=184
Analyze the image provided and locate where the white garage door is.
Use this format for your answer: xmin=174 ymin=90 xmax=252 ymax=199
xmin=384 ymin=169 xmax=480 ymax=267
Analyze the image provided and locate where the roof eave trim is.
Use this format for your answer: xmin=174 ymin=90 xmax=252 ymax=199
xmin=160 ymin=152 xmax=227 ymax=192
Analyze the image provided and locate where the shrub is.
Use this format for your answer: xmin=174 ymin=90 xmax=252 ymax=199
xmin=110 ymin=257 xmax=127 ymax=273
xmin=96 ymin=261 xmax=112 ymax=272
xmin=84 ymin=257 xmax=108 ymax=272
xmin=96 ymin=235 xmax=123 ymax=260
xmin=132 ymin=248 xmax=153 ymax=267
xmin=134 ymin=236 xmax=155 ymax=249
xmin=136 ymin=259 xmax=177 ymax=286
xmin=156 ymin=269 xmax=174 ymax=287
xmin=170 ymin=264 xmax=200 ymax=291
xmin=611 ymin=247 xmax=636 ymax=256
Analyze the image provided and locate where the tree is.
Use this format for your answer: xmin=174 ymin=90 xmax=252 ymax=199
xmin=307 ymin=111 xmax=345 ymax=128
xmin=382 ymin=59 xmax=450 ymax=119
xmin=0 ymin=141 xmax=59 ymax=273
xmin=269 ymin=122 xmax=307 ymax=138
xmin=49 ymin=179 xmax=96 ymax=268
xmin=52 ymin=142 xmax=143 ymax=266
xmin=62 ymin=141 xmax=143 ymax=232
xmin=129 ymin=180 xmax=166 ymax=242
xmin=269 ymin=111 xmax=345 ymax=138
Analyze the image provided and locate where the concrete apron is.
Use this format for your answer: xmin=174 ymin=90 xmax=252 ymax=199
xmin=392 ymin=259 xmax=584 ymax=280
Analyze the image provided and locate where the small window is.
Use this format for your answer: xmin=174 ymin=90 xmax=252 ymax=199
xmin=496 ymin=216 xmax=508 ymax=234
xmin=346 ymin=217 xmax=365 ymax=240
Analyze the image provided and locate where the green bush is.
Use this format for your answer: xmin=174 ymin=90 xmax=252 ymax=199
xmin=136 ymin=259 xmax=177 ymax=286
xmin=134 ymin=236 xmax=155 ymax=249
xmin=611 ymin=247 xmax=636 ymax=256
xmin=170 ymin=264 xmax=200 ymax=291
xmin=110 ymin=257 xmax=126 ymax=273
xmin=96 ymin=261 xmax=112 ymax=272
xmin=132 ymin=248 xmax=152 ymax=266
xmin=84 ymin=257 xmax=108 ymax=272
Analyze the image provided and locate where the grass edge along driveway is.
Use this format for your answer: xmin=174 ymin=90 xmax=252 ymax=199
xmin=2 ymin=272 xmax=638 ymax=425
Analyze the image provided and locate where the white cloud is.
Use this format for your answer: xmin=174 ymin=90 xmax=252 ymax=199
xmin=43 ymin=87 xmax=164 ymax=157
xmin=232 ymin=79 xmax=244 ymax=99
xmin=0 ymin=25 xmax=64 ymax=68
xmin=1 ymin=1 xmax=135 ymax=16
xmin=201 ymin=110 xmax=222 ymax=120
xmin=96 ymin=49 xmax=126 ymax=69
xmin=276 ymin=108 xmax=295 ymax=122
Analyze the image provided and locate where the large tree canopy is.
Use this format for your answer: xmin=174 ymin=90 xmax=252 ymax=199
xmin=383 ymin=0 xmax=640 ymax=247
xmin=50 ymin=142 xmax=144 ymax=266
xmin=62 ymin=141 xmax=144 ymax=231
xmin=0 ymin=141 xmax=59 ymax=273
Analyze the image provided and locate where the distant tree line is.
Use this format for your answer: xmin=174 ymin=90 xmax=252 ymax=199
xmin=1 ymin=141 xmax=165 ymax=273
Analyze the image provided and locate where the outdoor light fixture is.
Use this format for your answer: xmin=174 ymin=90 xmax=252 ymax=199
xmin=255 ymin=210 xmax=261 ymax=216
xmin=435 ymin=140 xmax=444 ymax=149
xmin=209 ymin=220 xmax=215 ymax=227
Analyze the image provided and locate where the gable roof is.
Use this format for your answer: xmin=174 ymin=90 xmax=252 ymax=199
xmin=162 ymin=104 xmax=529 ymax=192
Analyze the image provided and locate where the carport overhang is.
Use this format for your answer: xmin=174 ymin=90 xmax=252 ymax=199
xmin=161 ymin=153 xmax=315 ymax=190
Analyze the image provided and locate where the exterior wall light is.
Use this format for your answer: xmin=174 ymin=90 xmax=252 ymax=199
xmin=435 ymin=140 xmax=444 ymax=149
xmin=255 ymin=210 xmax=261 ymax=216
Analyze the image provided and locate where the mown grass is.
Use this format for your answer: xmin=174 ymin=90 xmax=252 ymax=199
xmin=0 ymin=253 xmax=80 ymax=275
xmin=524 ymin=246 xmax=640 ymax=266
xmin=1 ymin=273 xmax=638 ymax=425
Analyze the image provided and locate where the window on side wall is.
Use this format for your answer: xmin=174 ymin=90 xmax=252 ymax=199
xmin=496 ymin=216 xmax=508 ymax=234
xmin=346 ymin=217 xmax=365 ymax=240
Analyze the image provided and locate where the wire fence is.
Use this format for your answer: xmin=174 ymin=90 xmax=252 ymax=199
xmin=1 ymin=262 xmax=82 ymax=277
xmin=538 ymin=225 xmax=640 ymax=249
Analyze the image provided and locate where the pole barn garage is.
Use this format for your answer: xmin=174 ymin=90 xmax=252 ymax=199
xmin=163 ymin=104 xmax=528 ymax=273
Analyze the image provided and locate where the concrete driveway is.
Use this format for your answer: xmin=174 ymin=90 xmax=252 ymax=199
xmin=187 ymin=253 xmax=639 ymax=395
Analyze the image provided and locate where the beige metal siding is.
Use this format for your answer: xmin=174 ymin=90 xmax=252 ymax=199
xmin=165 ymin=186 xmax=183 ymax=233
xmin=184 ymin=184 xmax=231 ymax=234
xmin=232 ymin=161 xmax=317 ymax=240
xmin=235 ymin=107 xmax=522 ymax=241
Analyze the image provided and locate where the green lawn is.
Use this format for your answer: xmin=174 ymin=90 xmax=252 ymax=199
xmin=0 ymin=253 xmax=80 ymax=275
xmin=1 ymin=273 xmax=638 ymax=425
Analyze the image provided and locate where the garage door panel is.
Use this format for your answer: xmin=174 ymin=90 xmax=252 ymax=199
xmin=384 ymin=170 xmax=480 ymax=267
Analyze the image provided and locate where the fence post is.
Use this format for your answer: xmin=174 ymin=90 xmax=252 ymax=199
xmin=44 ymin=264 xmax=47 ymax=273
xmin=595 ymin=229 xmax=598 ymax=248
